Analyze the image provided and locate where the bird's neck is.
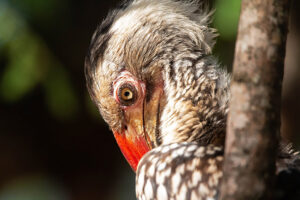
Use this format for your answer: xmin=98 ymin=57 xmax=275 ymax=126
xmin=158 ymin=53 xmax=230 ymax=146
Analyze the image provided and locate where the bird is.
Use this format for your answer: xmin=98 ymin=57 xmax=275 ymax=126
xmin=84 ymin=0 xmax=300 ymax=199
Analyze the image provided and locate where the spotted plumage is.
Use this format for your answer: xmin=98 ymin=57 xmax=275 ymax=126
xmin=85 ymin=0 xmax=300 ymax=199
xmin=136 ymin=143 xmax=223 ymax=200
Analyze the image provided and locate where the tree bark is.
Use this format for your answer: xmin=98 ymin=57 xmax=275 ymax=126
xmin=220 ymin=0 xmax=291 ymax=199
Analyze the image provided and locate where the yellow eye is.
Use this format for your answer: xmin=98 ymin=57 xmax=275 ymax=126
xmin=121 ymin=88 xmax=133 ymax=101
xmin=117 ymin=83 xmax=138 ymax=106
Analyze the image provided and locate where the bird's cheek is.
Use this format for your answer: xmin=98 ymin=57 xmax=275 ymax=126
xmin=143 ymin=83 xmax=164 ymax=147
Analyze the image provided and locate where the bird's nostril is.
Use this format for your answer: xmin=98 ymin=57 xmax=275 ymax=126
xmin=124 ymin=125 xmax=128 ymax=130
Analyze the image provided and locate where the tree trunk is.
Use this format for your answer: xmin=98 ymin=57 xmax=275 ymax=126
xmin=220 ymin=0 xmax=291 ymax=199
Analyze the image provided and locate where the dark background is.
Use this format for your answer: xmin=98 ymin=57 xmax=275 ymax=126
xmin=0 ymin=0 xmax=299 ymax=199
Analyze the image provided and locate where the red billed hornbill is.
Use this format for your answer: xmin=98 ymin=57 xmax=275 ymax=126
xmin=85 ymin=0 xmax=300 ymax=199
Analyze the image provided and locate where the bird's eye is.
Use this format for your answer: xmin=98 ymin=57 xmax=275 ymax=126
xmin=117 ymin=83 xmax=138 ymax=106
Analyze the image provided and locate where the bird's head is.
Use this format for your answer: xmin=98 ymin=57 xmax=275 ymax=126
xmin=85 ymin=0 xmax=229 ymax=171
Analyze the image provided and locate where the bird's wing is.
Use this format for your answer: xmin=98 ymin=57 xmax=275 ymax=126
xmin=136 ymin=142 xmax=223 ymax=200
xmin=136 ymin=142 xmax=300 ymax=200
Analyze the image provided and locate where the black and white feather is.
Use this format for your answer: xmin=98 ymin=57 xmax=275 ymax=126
xmin=136 ymin=143 xmax=223 ymax=200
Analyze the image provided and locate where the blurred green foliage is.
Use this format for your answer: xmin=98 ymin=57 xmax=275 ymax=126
xmin=0 ymin=1 xmax=78 ymax=120
xmin=9 ymin=0 xmax=66 ymax=22
xmin=0 ymin=175 xmax=68 ymax=200
xmin=214 ymin=0 xmax=241 ymax=40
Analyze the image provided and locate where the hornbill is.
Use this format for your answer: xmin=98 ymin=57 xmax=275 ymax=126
xmin=84 ymin=0 xmax=300 ymax=199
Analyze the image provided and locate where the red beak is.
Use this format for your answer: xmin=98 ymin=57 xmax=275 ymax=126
xmin=113 ymin=129 xmax=150 ymax=171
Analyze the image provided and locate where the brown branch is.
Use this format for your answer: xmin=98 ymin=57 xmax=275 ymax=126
xmin=220 ymin=0 xmax=291 ymax=199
